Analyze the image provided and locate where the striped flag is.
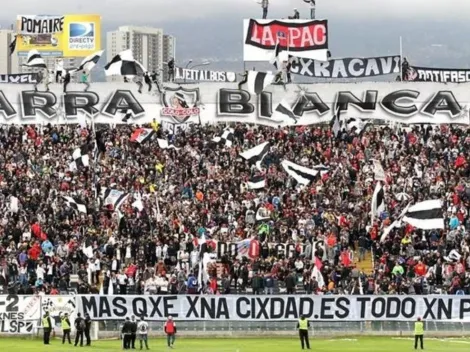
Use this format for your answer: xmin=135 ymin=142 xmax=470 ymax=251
xmin=104 ymin=49 xmax=146 ymax=77
xmin=402 ymin=199 xmax=444 ymax=230
xmin=236 ymin=239 xmax=251 ymax=258
xmin=100 ymin=188 xmax=129 ymax=211
xmin=247 ymin=175 xmax=266 ymax=189
xmin=239 ymin=141 xmax=270 ymax=170
xmin=243 ymin=71 xmax=274 ymax=95
xmin=70 ymin=50 xmax=104 ymax=73
xmin=24 ymin=49 xmax=47 ymax=69
xmin=272 ymin=100 xmax=298 ymax=123
xmin=63 ymin=196 xmax=87 ymax=214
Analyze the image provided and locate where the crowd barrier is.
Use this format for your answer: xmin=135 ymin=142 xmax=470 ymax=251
xmin=2 ymin=294 xmax=470 ymax=337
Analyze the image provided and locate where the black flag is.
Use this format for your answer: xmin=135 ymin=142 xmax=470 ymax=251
xmin=9 ymin=36 xmax=16 ymax=55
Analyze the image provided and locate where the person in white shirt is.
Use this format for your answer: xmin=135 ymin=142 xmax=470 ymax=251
xmin=36 ymin=264 xmax=45 ymax=281
xmin=55 ymin=59 xmax=63 ymax=83
xmin=117 ymin=270 xmax=128 ymax=295
xmin=137 ymin=317 xmax=149 ymax=350
xmin=145 ymin=276 xmax=157 ymax=294
xmin=305 ymin=0 xmax=316 ymax=19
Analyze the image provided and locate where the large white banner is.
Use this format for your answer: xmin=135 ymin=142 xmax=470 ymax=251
xmin=77 ymin=295 xmax=470 ymax=322
xmin=0 ymin=294 xmax=41 ymax=334
xmin=0 ymin=82 xmax=468 ymax=125
xmin=41 ymin=295 xmax=77 ymax=329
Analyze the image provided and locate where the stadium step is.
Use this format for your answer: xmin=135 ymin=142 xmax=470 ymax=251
xmin=354 ymin=249 xmax=374 ymax=274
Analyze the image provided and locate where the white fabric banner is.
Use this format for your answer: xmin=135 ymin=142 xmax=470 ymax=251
xmin=372 ymin=159 xmax=386 ymax=181
xmin=77 ymin=295 xmax=470 ymax=322
xmin=0 ymin=82 xmax=467 ymax=125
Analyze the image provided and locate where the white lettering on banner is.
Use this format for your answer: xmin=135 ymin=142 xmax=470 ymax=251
xmin=18 ymin=15 xmax=64 ymax=34
xmin=0 ymin=83 xmax=467 ymax=125
xmin=77 ymin=295 xmax=470 ymax=322
xmin=42 ymin=296 xmax=77 ymax=329
xmin=0 ymin=295 xmax=41 ymax=320
xmin=243 ymin=19 xmax=329 ymax=62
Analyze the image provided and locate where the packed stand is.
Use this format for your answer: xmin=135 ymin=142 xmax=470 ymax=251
xmin=0 ymin=122 xmax=467 ymax=296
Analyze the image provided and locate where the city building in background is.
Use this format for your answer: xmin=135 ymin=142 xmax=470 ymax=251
xmin=163 ymin=34 xmax=176 ymax=81
xmin=0 ymin=29 xmax=18 ymax=74
xmin=106 ymin=26 xmax=176 ymax=84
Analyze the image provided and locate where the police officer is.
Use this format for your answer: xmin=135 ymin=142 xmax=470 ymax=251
xmin=297 ymin=315 xmax=311 ymax=350
xmin=61 ymin=313 xmax=72 ymax=344
xmin=84 ymin=313 xmax=92 ymax=346
xmin=74 ymin=312 xmax=85 ymax=347
xmin=42 ymin=312 xmax=52 ymax=345
xmin=122 ymin=317 xmax=133 ymax=349
xmin=414 ymin=317 xmax=424 ymax=350
xmin=130 ymin=315 xmax=138 ymax=349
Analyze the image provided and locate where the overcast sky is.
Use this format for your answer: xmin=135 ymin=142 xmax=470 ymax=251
xmin=2 ymin=0 xmax=469 ymax=24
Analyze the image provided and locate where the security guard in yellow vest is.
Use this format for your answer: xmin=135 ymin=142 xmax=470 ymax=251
xmin=42 ymin=312 xmax=52 ymax=345
xmin=296 ymin=315 xmax=311 ymax=350
xmin=414 ymin=317 xmax=424 ymax=350
xmin=61 ymin=313 xmax=72 ymax=344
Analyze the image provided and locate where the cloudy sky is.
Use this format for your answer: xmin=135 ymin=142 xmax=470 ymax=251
xmin=6 ymin=1 xmax=470 ymax=73
xmin=4 ymin=0 xmax=470 ymax=22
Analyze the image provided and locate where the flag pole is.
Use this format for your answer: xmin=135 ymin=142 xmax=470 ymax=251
xmin=399 ymin=36 xmax=403 ymax=80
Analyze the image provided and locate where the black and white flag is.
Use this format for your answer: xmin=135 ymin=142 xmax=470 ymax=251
xmin=402 ymin=199 xmax=444 ymax=230
xmin=9 ymin=36 xmax=16 ymax=55
xmin=157 ymin=138 xmax=180 ymax=150
xmin=104 ymin=49 xmax=146 ymax=77
xmin=69 ymin=145 xmax=90 ymax=171
xmin=100 ymin=188 xmax=129 ymax=211
xmin=405 ymin=66 xmax=470 ymax=83
xmin=212 ymin=128 xmax=234 ymax=147
xmin=70 ymin=50 xmax=104 ymax=73
xmin=372 ymin=159 xmax=386 ymax=181
xmin=247 ymin=175 xmax=266 ymax=189
xmin=331 ymin=107 xmax=342 ymax=137
xmin=63 ymin=196 xmax=87 ymax=214
xmin=345 ymin=118 xmax=367 ymax=134
xmin=242 ymin=71 xmax=274 ymax=95
xmin=239 ymin=141 xmax=270 ymax=170
xmin=24 ymin=49 xmax=47 ymax=69
xmin=270 ymin=39 xmax=282 ymax=69
xmin=289 ymin=55 xmax=401 ymax=78
xmin=281 ymin=160 xmax=327 ymax=185
xmin=371 ymin=182 xmax=385 ymax=220
xmin=272 ymin=100 xmax=298 ymax=123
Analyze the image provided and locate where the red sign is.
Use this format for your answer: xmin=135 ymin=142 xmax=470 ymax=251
xmin=245 ymin=19 xmax=328 ymax=51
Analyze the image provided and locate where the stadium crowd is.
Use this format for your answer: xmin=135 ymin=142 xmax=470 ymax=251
xmin=0 ymin=121 xmax=469 ymax=296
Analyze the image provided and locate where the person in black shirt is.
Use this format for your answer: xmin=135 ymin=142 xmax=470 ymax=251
xmin=84 ymin=313 xmax=92 ymax=346
xmin=144 ymin=72 xmax=152 ymax=92
xmin=74 ymin=312 xmax=85 ymax=347
xmin=167 ymin=59 xmax=175 ymax=82
xmin=121 ymin=317 xmax=133 ymax=349
xmin=130 ymin=315 xmax=138 ymax=349
xmin=63 ymin=71 xmax=71 ymax=94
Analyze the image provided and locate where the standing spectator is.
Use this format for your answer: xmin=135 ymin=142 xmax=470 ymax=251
xmin=306 ymin=0 xmax=315 ymax=19
xmin=259 ymin=0 xmax=269 ymax=19
xmin=74 ymin=313 xmax=85 ymax=347
xmin=122 ymin=317 xmax=132 ymax=350
xmin=55 ymin=58 xmax=63 ymax=83
xmin=80 ymin=70 xmax=90 ymax=92
xmin=63 ymin=71 xmax=71 ymax=93
xmin=130 ymin=316 xmax=138 ymax=349
xmin=84 ymin=313 xmax=92 ymax=346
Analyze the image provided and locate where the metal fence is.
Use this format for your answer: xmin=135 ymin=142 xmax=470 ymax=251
xmin=94 ymin=320 xmax=470 ymax=338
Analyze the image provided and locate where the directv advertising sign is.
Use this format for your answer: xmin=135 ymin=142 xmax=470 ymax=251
xmin=16 ymin=14 xmax=101 ymax=57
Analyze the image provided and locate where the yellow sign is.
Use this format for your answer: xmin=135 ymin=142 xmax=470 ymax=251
xmin=16 ymin=14 xmax=101 ymax=57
